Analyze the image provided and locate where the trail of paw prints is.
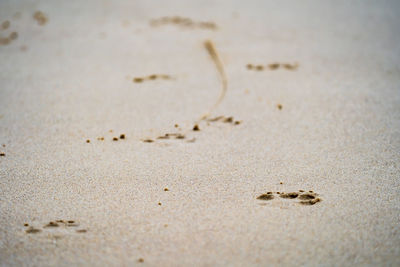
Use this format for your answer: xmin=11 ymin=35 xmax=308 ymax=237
xmin=150 ymin=16 xmax=217 ymax=30
xmin=24 ymin=219 xmax=88 ymax=234
xmin=141 ymin=115 xmax=242 ymax=144
xmin=246 ymin=63 xmax=299 ymax=71
xmin=133 ymin=74 xmax=172 ymax=83
xmin=1 ymin=10 xmax=48 ymax=47
xmin=257 ymin=190 xmax=322 ymax=205
xmin=85 ymin=130 xmax=126 ymax=144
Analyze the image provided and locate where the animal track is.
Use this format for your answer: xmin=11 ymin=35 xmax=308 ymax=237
xmin=150 ymin=16 xmax=217 ymax=30
xmin=0 ymin=19 xmax=18 ymax=46
xmin=246 ymin=63 xmax=299 ymax=71
xmin=133 ymin=74 xmax=171 ymax=83
xmin=257 ymin=190 xmax=322 ymax=205
xmin=24 ymin=219 xmax=87 ymax=234
xmin=85 ymin=131 xmax=127 ymax=143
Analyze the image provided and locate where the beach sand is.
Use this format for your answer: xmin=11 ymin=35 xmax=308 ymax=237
xmin=0 ymin=0 xmax=399 ymax=266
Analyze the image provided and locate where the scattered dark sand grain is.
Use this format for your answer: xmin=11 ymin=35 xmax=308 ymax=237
xmin=86 ymin=139 xmax=90 ymax=143
xmin=143 ymin=139 xmax=154 ymax=143
xmin=24 ymin=223 xmax=29 ymax=227
xmin=0 ymin=153 xmax=5 ymax=156
xmin=164 ymin=188 xmax=169 ymax=191
xmin=119 ymin=134 xmax=125 ymax=139
xmin=113 ymin=137 xmax=118 ymax=141
xmin=138 ymin=258 xmax=144 ymax=263
xmin=76 ymin=229 xmax=87 ymax=233
xmin=277 ymin=104 xmax=283 ymax=110
xmin=193 ymin=124 xmax=200 ymax=131
xmin=158 ymin=202 xmax=162 ymax=206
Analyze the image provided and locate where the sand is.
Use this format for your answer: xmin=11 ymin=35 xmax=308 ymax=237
xmin=0 ymin=0 xmax=400 ymax=266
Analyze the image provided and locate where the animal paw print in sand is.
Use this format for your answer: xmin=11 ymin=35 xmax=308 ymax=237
xmin=24 ymin=219 xmax=87 ymax=234
xmin=257 ymin=190 xmax=322 ymax=205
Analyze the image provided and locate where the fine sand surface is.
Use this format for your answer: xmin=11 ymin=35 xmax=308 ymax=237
xmin=1 ymin=0 xmax=400 ymax=266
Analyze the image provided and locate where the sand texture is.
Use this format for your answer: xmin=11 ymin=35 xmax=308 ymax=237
xmin=1 ymin=0 xmax=400 ymax=266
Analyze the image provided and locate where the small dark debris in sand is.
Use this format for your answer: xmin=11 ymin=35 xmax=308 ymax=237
xmin=234 ymin=121 xmax=241 ymax=125
xmin=193 ymin=124 xmax=200 ymax=131
xmin=158 ymin=202 xmax=162 ymax=206
xmin=300 ymin=198 xmax=321 ymax=205
xmin=113 ymin=137 xmax=118 ymax=141
xmin=68 ymin=220 xmax=75 ymax=224
xmin=280 ymin=192 xmax=299 ymax=199
xmin=277 ymin=104 xmax=283 ymax=110
xmin=24 ymin=223 xmax=29 ymax=227
xmin=280 ymin=182 xmax=283 ymax=184
xmin=164 ymin=188 xmax=169 ymax=191
xmin=44 ymin=221 xmax=59 ymax=228
xmin=97 ymin=137 xmax=104 ymax=141
xmin=0 ymin=153 xmax=5 ymax=156
xmin=299 ymin=190 xmax=304 ymax=192
xmin=1 ymin=20 xmax=10 ymax=30
xmin=26 ymin=227 xmax=41 ymax=234
xmin=56 ymin=220 xmax=64 ymax=223
xmin=33 ymin=11 xmax=48 ymax=26
xmin=255 ymin=65 xmax=264 ymax=71
xmin=138 ymin=258 xmax=144 ymax=263
xmin=174 ymin=124 xmax=179 ymax=128
xmin=119 ymin=134 xmax=125 ymax=139
xmin=86 ymin=139 xmax=90 ymax=143
xmin=246 ymin=64 xmax=253 ymax=70
xmin=143 ymin=139 xmax=154 ymax=143
xmin=76 ymin=229 xmax=87 ymax=233
xmin=257 ymin=194 xmax=274 ymax=201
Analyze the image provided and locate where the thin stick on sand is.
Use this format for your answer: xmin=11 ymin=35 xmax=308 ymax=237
xmin=199 ymin=40 xmax=227 ymax=121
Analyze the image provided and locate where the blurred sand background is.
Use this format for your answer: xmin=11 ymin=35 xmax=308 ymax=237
xmin=0 ymin=0 xmax=399 ymax=266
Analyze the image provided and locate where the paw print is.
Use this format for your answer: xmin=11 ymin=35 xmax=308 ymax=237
xmin=257 ymin=190 xmax=322 ymax=205
xmin=24 ymin=219 xmax=87 ymax=234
